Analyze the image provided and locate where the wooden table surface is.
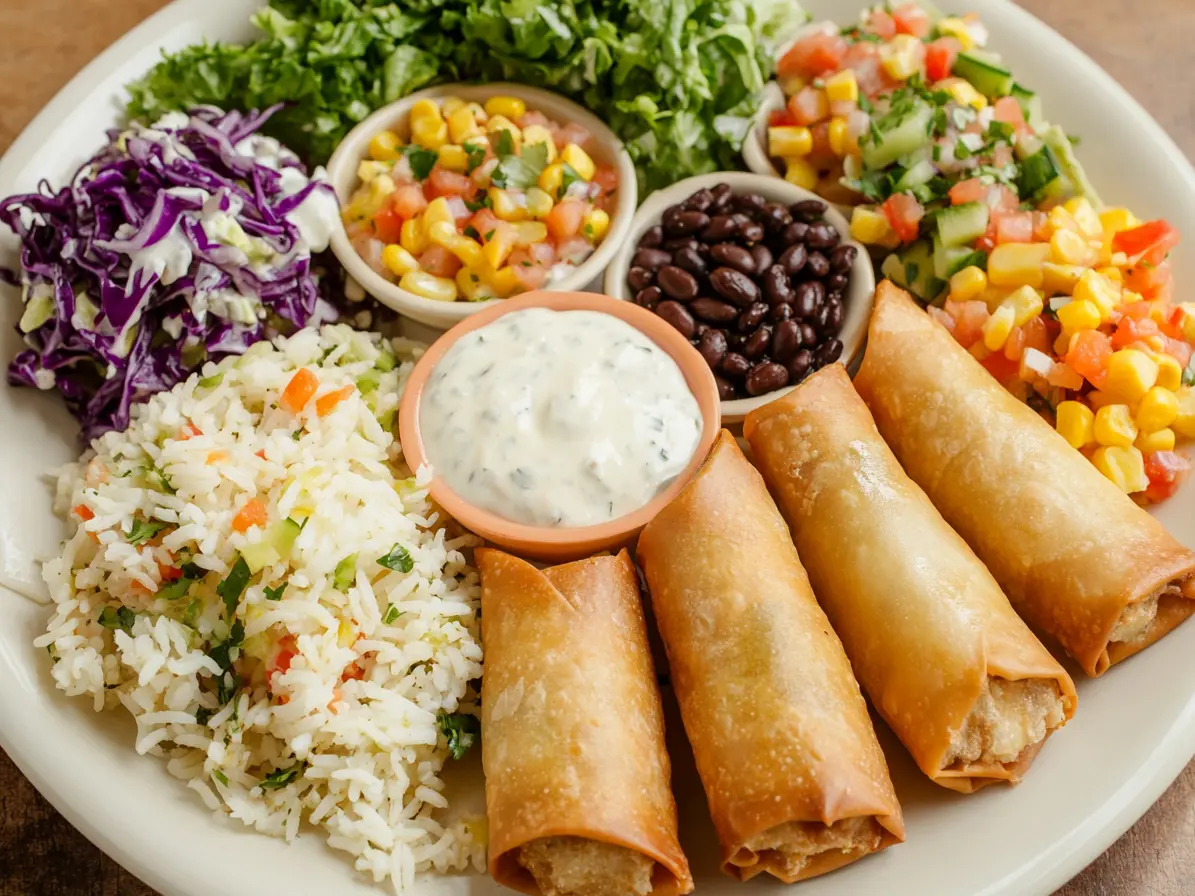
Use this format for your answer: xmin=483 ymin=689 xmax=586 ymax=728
xmin=2 ymin=0 xmax=1195 ymax=893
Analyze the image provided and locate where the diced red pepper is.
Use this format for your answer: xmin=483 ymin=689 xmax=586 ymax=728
xmin=1065 ymin=329 xmax=1113 ymax=387
xmin=315 ymin=385 xmax=356 ymax=417
xmin=72 ymin=504 xmax=95 ymax=522
xmin=882 ymin=193 xmax=924 ymax=243
xmin=925 ymin=38 xmax=961 ymax=81
xmin=159 ymin=563 xmax=183 ymax=582
xmin=769 ymin=108 xmax=798 ymax=128
xmin=1142 ymin=451 xmax=1192 ymax=504
xmin=1114 ymin=220 xmax=1180 ymax=267
xmin=371 ymin=207 xmax=403 ymax=244
xmin=777 ymin=32 xmax=847 ymax=78
xmin=280 ymin=368 xmax=319 ymax=414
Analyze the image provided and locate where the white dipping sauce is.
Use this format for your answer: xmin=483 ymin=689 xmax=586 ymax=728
xmin=421 ymin=308 xmax=703 ymax=527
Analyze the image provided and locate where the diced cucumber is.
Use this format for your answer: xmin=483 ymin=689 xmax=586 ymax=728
xmin=862 ymin=101 xmax=934 ymax=170
xmin=269 ymin=517 xmax=302 ymax=561
xmin=933 ymin=235 xmax=988 ymax=280
xmin=936 ymin=202 xmax=989 ymax=248
xmin=1010 ymin=83 xmax=1045 ymax=131
xmin=953 ymin=52 xmax=1015 ymax=99
xmin=1041 ymin=125 xmax=1101 ymax=207
xmin=881 ymin=253 xmax=907 ymax=286
xmin=895 ymin=160 xmax=937 ymax=192
xmin=1017 ymin=145 xmax=1061 ymax=198
xmin=887 ymin=239 xmax=945 ymax=302
xmin=241 ymin=541 xmax=280 ymax=575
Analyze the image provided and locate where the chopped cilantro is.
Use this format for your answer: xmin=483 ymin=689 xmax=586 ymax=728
xmin=382 ymin=604 xmax=404 ymax=625
xmin=194 ymin=707 xmax=213 ymax=726
xmin=491 ymin=141 xmax=549 ymax=191
xmin=98 ymin=605 xmax=136 ymax=634
xmin=464 ymin=142 xmax=487 ymax=174
xmin=988 ymin=120 xmax=1016 ymax=142
xmin=559 ymin=162 xmax=583 ymax=198
xmin=483 ymin=229 xmax=495 ymax=241
xmin=954 ymin=141 xmax=973 ymax=160
xmin=493 ymin=128 xmax=515 ymax=157
xmin=333 ymin=554 xmax=358 ymax=592
xmin=180 ymin=561 xmax=204 ymax=580
xmin=377 ymin=544 xmax=414 ymax=573
xmin=463 ymin=225 xmax=480 ymax=240
xmin=127 ymin=518 xmax=166 ymax=546
xmin=930 ymin=106 xmax=949 ymax=138
xmin=259 ymin=763 xmax=304 ymax=790
xmin=264 ymin=583 xmax=286 ymax=601
xmin=437 ymin=712 xmax=480 ymax=760
xmin=905 ymin=262 xmax=921 ymax=285
xmin=217 ymin=556 xmax=251 ymax=616
xmin=464 ymin=193 xmax=493 ymax=212
xmin=858 ymin=94 xmax=874 ymax=114
xmin=402 ymin=144 xmax=438 ymax=181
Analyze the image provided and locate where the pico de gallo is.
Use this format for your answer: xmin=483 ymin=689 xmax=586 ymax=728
xmin=342 ymin=94 xmax=619 ymax=302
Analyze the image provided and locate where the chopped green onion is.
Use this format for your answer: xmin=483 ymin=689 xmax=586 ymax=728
xmin=437 ymin=712 xmax=480 ymax=760
xmin=259 ymin=763 xmax=304 ymax=790
xmin=98 ymin=606 xmax=136 ymax=634
xmin=264 ymin=583 xmax=287 ymax=601
xmin=382 ymin=604 xmax=403 ymax=625
xmin=198 ymin=372 xmax=225 ymax=388
xmin=333 ymin=554 xmax=358 ymax=592
xmin=376 ymin=544 xmax=413 ymax=574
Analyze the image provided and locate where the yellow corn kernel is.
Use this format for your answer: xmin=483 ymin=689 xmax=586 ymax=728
xmin=828 ymin=117 xmax=851 ymax=156
xmin=538 ymin=163 xmax=565 ymax=198
xmin=525 ymin=187 xmax=554 ymax=219
xmin=784 ymin=157 xmax=819 ymax=191
xmin=482 ymin=224 xmax=516 ymax=269
xmin=447 ymin=105 xmax=484 ymax=144
xmin=1104 ymin=349 xmax=1159 ymax=402
xmin=980 ymin=284 xmax=1015 ymax=312
xmin=484 ymin=96 xmax=526 ymax=121
xmin=356 ymin=159 xmax=392 ymax=184
xmin=488 ymin=188 xmax=527 ymax=222
xmin=423 ymin=197 xmax=455 ymax=231
xmin=368 ymin=130 xmax=403 ymax=161
xmin=1094 ymin=404 xmax=1139 ymax=448
xmin=437 ymin=144 xmax=469 ymax=173
xmin=1055 ymin=401 xmax=1095 ymax=449
xmin=1049 ymin=228 xmax=1097 ymax=267
xmin=850 ymin=205 xmax=897 ymax=247
xmin=521 ymin=125 xmax=557 ymax=163
xmin=426 ymin=220 xmax=457 ymax=248
xmin=768 ymin=126 xmax=813 ymax=158
xmin=581 ymin=208 xmax=609 ymax=243
xmin=400 ymin=217 xmax=427 ymax=255
xmin=779 ymin=74 xmax=807 ymax=96
xmin=398 ymin=270 xmax=458 ymax=302
xmin=1099 ymin=207 xmax=1140 ymax=239
xmin=1155 ymin=354 xmax=1183 ymax=391
xmin=428 ymin=221 xmax=486 ymax=269
xmin=1137 ymin=386 xmax=1180 ymax=432
xmin=411 ymin=116 xmax=448 ymax=150
xmin=1046 ymin=205 xmax=1079 ymax=236
xmin=944 ymin=79 xmax=987 ymax=110
xmin=824 ymin=69 xmax=859 ymax=104
xmin=1174 ymin=386 xmax=1195 ymax=438
xmin=560 ymin=143 xmax=596 ymax=181
xmin=1096 ymin=265 xmax=1123 ymax=284
xmin=1174 ymin=303 xmax=1195 ymax=343
xmin=1041 ymin=262 xmax=1085 ymax=297
xmin=486 ymin=116 xmax=522 ymax=151
xmin=1136 ymin=427 xmax=1177 ymax=453
xmin=381 ymin=244 xmax=418 ymax=277
xmin=1073 ymin=269 xmax=1122 ymax=321
xmin=988 ymin=243 xmax=1050 ymax=289
xmin=1063 ymin=197 xmax=1102 ymax=238
xmin=487 ymin=266 xmax=522 ymax=298
xmin=512 ymin=221 xmax=549 ymax=247
xmin=880 ymin=35 xmax=924 ymax=81
xmin=456 ymin=268 xmax=496 ymax=302
xmin=949 ymin=265 xmax=987 ymax=302
xmin=1087 ymin=390 xmax=1117 ymax=411
xmin=982 ymin=305 xmax=1016 ymax=351
xmin=365 ymin=174 xmax=397 ymax=207
xmin=938 ymin=17 xmax=976 ymax=49
xmin=1056 ymin=298 xmax=1101 ymax=334
xmin=408 ymin=99 xmax=443 ymax=125
xmin=1092 ymin=445 xmax=1149 ymax=493
xmin=1001 ymin=285 xmax=1044 ymax=327
xmin=440 ymin=97 xmax=466 ymax=117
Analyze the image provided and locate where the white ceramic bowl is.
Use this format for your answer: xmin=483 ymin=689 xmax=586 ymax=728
xmin=602 ymin=171 xmax=875 ymax=424
xmin=326 ymin=83 xmax=638 ymax=330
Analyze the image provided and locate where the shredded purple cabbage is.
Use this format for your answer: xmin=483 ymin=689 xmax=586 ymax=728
xmin=1 ymin=105 xmax=339 ymax=440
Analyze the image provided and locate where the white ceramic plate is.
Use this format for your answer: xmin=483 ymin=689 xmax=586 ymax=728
xmin=2 ymin=1 xmax=1195 ymax=895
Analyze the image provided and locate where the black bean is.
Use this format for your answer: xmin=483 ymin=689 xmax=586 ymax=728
xmin=813 ymin=303 xmax=831 ymax=333
xmin=805 ymin=250 xmax=831 ymax=278
xmin=710 ymin=243 xmax=755 ymax=275
xmin=655 ymin=301 xmax=695 ymax=339
xmin=727 ymin=331 xmax=747 ymax=351
xmin=825 ymin=272 xmax=849 ymax=293
xmin=673 ymin=246 xmax=708 ymax=277
xmin=813 ymin=340 xmax=836 ymax=368
xmin=739 ymin=221 xmax=765 ymax=244
xmin=658 ymin=265 xmax=699 ymax=301
xmin=751 ymin=244 xmax=774 ymax=274
xmin=779 ymin=243 xmax=808 ymax=277
xmin=798 ymin=322 xmax=818 ymax=347
xmin=639 ymin=225 xmax=664 ymax=249
xmin=790 ymin=198 xmax=828 ymax=222
xmin=735 ymin=193 xmax=767 ymax=216
xmin=633 ymin=248 xmax=672 ymax=271
xmin=823 ymin=337 xmax=844 ymax=364
xmin=701 ymin=214 xmax=739 ymax=242
xmin=710 ymin=267 xmax=760 ymax=307
xmin=694 ymin=322 xmax=709 ymax=340
xmin=830 ymin=244 xmax=858 ymax=274
xmin=772 ymin=320 xmax=802 ymax=362
xmin=761 ymin=203 xmax=794 ymax=234
xmin=720 ymin=352 xmax=751 ymax=379
xmin=823 ymin=299 xmax=844 ymax=334
xmin=761 ymin=265 xmax=794 ymax=306
xmin=743 ymin=325 xmax=772 ymax=360
xmin=715 ymin=375 xmax=738 ymax=400
xmin=690 ymin=297 xmax=739 ymax=323
xmin=781 ymin=221 xmax=810 ymax=245
xmin=666 ymin=208 xmax=710 ymax=236
xmin=662 ymin=237 xmax=700 ymax=253
xmin=634 ymin=286 xmax=661 ymax=309
xmin=697 ymin=329 xmax=728 ymax=370
xmin=805 ymin=221 xmax=840 ymax=251
xmin=787 ymin=349 xmax=813 ymax=382
xmin=794 ymin=280 xmax=825 ymax=318
xmin=627 ymin=266 xmax=654 ymax=291
xmin=682 ymin=188 xmax=714 ymax=212
xmin=769 ymin=303 xmax=794 ymax=323
xmin=736 ymin=302 xmax=768 ymax=333
xmin=746 ymin=361 xmax=789 ymax=396
xmin=709 ymin=184 xmax=734 ymax=215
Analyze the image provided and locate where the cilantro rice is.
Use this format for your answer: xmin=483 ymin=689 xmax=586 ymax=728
xmin=35 ymin=324 xmax=485 ymax=891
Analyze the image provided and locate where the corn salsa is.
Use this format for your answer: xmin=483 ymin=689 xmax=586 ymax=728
xmin=342 ymin=94 xmax=618 ymax=302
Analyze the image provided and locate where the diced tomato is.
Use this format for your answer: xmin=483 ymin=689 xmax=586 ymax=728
xmin=974 ymin=221 xmax=998 ymax=254
xmin=390 ymin=184 xmax=427 ymax=221
xmin=1161 ymin=336 xmax=1192 ymax=368
xmin=1003 ymin=325 xmax=1026 ymax=361
xmin=591 ymin=165 xmax=619 ymax=200
xmin=546 ymin=199 xmax=585 ymax=242
xmin=805 ymin=121 xmax=836 ymax=165
xmin=268 ymin=635 xmax=298 ymax=692
xmin=1124 ymin=259 xmax=1174 ymax=299
xmin=469 ymin=209 xmax=502 ymax=240
xmin=511 ymin=259 xmax=549 ymax=290
xmin=280 ymin=368 xmax=319 ymax=414
xmin=557 ymin=122 xmax=591 ymax=150
xmin=982 ymin=349 xmax=1020 ymax=382
xmin=882 ymin=193 xmax=924 ymax=243
xmin=1065 ymin=329 xmax=1113 ymax=387
xmin=927 ymin=305 xmax=955 ymax=332
xmin=518 ymin=110 xmax=550 ymax=129
xmin=232 ymin=498 xmax=269 ymax=533
xmin=994 ymin=210 xmax=1034 ymax=244
xmin=991 ymin=143 xmax=1015 ymax=168
xmin=843 ymin=45 xmax=890 ymax=97
xmin=418 ymin=246 xmax=461 ymax=279
xmin=158 ymin=562 xmax=183 ymax=582
xmin=987 ymin=185 xmax=1021 ymax=213
xmin=788 ymin=86 xmax=829 ymax=126
xmin=949 ymin=178 xmax=987 ymax=206
xmin=777 ymin=32 xmax=847 ymax=78
xmin=864 ymin=9 xmax=896 ymax=39
xmin=72 ymin=504 xmax=94 ymax=522
xmin=1112 ymin=316 xmax=1159 ymax=349
xmin=925 ymin=37 xmax=961 ymax=82
xmin=426 ymin=166 xmax=474 ymax=198
xmin=769 ymin=108 xmax=797 ymax=127
xmin=255 ymin=449 xmax=267 ymax=460
xmin=1022 ymin=315 xmax=1052 ymax=356
xmin=1142 ymin=451 xmax=1192 ymax=503
xmin=1114 ymin=220 xmax=1180 ymax=267
xmin=992 ymin=96 xmax=1029 ymax=133
xmin=342 ymin=661 xmax=367 ymax=682
xmin=1031 ymin=210 xmax=1051 ymax=242
xmin=948 ymin=300 xmax=990 ymax=348
xmin=179 ymin=422 xmax=202 ymax=440
xmin=315 ymin=384 xmax=356 ymax=417
xmin=892 ymin=2 xmax=931 ymax=37
xmin=555 ymin=236 xmax=593 ymax=265
xmin=371 ymin=207 xmax=403 ymax=244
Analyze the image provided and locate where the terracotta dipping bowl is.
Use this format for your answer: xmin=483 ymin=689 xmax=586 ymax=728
xmin=398 ymin=290 xmax=721 ymax=560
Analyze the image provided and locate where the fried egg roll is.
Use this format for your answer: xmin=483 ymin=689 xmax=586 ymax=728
xmin=855 ymin=282 xmax=1195 ymax=676
xmin=477 ymin=548 xmax=693 ymax=896
xmin=637 ymin=431 xmax=904 ymax=882
xmin=745 ymin=365 xmax=1078 ymax=792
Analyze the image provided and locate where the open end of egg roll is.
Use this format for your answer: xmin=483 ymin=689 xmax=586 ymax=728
xmin=518 ymin=836 xmax=657 ymax=896
xmin=1106 ymin=578 xmax=1195 ymax=668
xmin=731 ymin=817 xmax=886 ymax=883
xmin=942 ymin=677 xmax=1066 ymax=783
